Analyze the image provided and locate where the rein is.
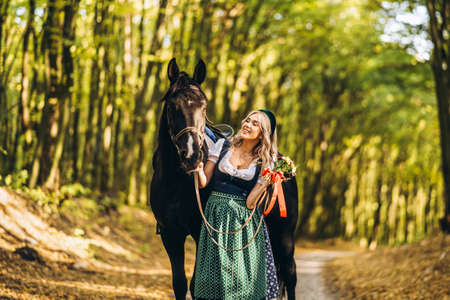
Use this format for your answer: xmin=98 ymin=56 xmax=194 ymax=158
xmin=193 ymin=172 xmax=269 ymax=252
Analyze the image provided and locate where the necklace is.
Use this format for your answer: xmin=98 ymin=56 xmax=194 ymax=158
xmin=230 ymin=147 xmax=254 ymax=170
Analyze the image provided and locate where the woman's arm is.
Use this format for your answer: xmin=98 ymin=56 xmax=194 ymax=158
xmin=196 ymin=161 xmax=216 ymax=188
xmin=246 ymin=180 xmax=270 ymax=209
xmin=196 ymin=138 xmax=225 ymax=188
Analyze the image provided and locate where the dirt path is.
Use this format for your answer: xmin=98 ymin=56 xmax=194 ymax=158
xmin=295 ymin=250 xmax=355 ymax=300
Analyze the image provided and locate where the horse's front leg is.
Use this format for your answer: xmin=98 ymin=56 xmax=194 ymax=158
xmin=161 ymin=228 xmax=188 ymax=300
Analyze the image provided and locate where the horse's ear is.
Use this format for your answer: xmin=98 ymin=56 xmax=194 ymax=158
xmin=193 ymin=59 xmax=206 ymax=84
xmin=168 ymin=58 xmax=179 ymax=84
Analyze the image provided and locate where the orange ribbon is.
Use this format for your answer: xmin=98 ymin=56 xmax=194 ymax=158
xmin=262 ymin=168 xmax=287 ymax=217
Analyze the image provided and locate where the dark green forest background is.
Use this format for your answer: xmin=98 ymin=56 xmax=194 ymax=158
xmin=1 ymin=0 xmax=449 ymax=247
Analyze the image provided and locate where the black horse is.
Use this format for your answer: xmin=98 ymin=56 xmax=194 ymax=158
xmin=150 ymin=58 xmax=298 ymax=300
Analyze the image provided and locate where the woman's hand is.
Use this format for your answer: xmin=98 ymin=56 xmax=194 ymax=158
xmin=194 ymin=162 xmax=207 ymax=188
xmin=193 ymin=162 xmax=204 ymax=174
xmin=195 ymin=161 xmax=217 ymax=189
xmin=246 ymin=182 xmax=269 ymax=210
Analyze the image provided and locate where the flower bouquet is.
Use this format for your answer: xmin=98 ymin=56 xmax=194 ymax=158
xmin=261 ymin=155 xmax=296 ymax=218
xmin=274 ymin=155 xmax=296 ymax=179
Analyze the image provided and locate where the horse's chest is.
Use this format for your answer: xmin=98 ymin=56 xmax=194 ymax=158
xmin=153 ymin=184 xmax=197 ymax=226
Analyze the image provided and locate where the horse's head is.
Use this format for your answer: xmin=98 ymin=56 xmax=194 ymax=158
xmin=163 ymin=58 xmax=207 ymax=173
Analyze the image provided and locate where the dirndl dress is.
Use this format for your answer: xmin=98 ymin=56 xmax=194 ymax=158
xmin=193 ymin=142 xmax=280 ymax=300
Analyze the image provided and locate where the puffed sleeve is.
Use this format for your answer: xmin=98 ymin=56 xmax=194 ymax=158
xmin=207 ymin=138 xmax=225 ymax=163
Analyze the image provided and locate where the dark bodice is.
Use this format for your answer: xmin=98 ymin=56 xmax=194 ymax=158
xmin=211 ymin=141 xmax=261 ymax=198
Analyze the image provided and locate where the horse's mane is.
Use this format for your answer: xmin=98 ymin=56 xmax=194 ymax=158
xmin=152 ymin=104 xmax=171 ymax=178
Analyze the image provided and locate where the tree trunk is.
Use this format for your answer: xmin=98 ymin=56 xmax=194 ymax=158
xmin=426 ymin=0 xmax=450 ymax=233
xmin=136 ymin=0 xmax=144 ymax=78
xmin=12 ymin=0 xmax=35 ymax=173
xmin=83 ymin=0 xmax=105 ymax=186
xmin=30 ymin=0 xmax=63 ymax=188
xmin=369 ymin=154 xmax=384 ymax=248
xmin=0 ymin=0 xmax=10 ymax=165
xmin=113 ymin=108 xmax=122 ymax=190
xmin=43 ymin=0 xmax=80 ymax=189
xmin=82 ymin=56 xmax=99 ymax=185
xmin=100 ymin=14 xmax=117 ymax=191
xmin=71 ymin=56 xmax=85 ymax=182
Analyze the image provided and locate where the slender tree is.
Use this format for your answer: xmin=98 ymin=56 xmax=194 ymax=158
xmin=13 ymin=0 xmax=36 ymax=173
xmin=425 ymin=0 xmax=450 ymax=233
xmin=30 ymin=0 xmax=63 ymax=188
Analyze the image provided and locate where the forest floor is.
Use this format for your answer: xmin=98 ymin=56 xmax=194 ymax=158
xmin=324 ymin=234 xmax=450 ymax=299
xmin=0 ymin=187 xmax=448 ymax=299
xmin=0 ymin=187 xmax=188 ymax=299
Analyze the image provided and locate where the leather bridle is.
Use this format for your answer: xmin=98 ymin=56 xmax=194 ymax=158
xmin=169 ymin=125 xmax=205 ymax=164
xmin=173 ymin=126 xmax=204 ymax=147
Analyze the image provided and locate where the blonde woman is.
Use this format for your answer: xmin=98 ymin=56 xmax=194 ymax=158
xmin=193 ymin=110 xmax=280 ymax=300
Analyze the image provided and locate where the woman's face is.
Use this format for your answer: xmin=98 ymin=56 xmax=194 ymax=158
xmin=240 ymin=114 xmax=262 ymax=141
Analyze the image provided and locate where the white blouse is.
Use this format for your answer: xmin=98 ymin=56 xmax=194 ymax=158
xmin=211 ymin=142 xmax=264 ymax=184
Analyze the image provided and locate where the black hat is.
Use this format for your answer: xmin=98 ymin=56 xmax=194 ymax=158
xmin=258 ymin=109 xmax=276 ymax=136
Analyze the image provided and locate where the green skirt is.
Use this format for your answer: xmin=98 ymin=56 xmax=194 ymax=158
xmin=193 ymin=191 xmax=267 ymax=300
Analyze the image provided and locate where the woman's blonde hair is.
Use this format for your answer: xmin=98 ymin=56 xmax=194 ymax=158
xmin=231 ymin=110 xmax=278 ymax=169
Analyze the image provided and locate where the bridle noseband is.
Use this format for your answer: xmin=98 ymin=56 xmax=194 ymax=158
xmin=172 ymin=126 xmax=204 ymax=146
xmin=169 ymin=125 xmax=205 ymax=171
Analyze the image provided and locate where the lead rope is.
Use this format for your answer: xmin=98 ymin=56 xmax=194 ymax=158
xmin=194 ymin=173 xmax=269 ymax=252
xmin=191 ymin=170 xmax=259 ymax=234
